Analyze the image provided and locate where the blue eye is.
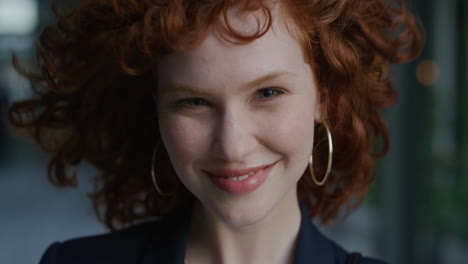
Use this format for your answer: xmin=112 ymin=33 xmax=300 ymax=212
xmin=177 ymin=98 xmax=208 ymax=107
xmin=256 ymin=88 xmax=284 ymax=99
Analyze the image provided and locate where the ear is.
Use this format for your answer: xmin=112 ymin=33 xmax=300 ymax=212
xmin=314 ymin=89 xmax=326 ymax=123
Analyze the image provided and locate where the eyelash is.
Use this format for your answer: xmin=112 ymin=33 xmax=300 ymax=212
xmin=256 ymin=87 xmax=285 ymax=99
xmin=175 ymin=87 xmax=285 ymax=107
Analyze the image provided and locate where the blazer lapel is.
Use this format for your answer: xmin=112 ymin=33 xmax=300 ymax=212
xmin=293 ymin=203 xmax=336 ymax=264
xmin=140 ymin=208 xmax=190 ymax=264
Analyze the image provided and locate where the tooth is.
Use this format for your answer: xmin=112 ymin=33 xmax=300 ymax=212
xmin=238 ymin=175 xmax=248 ymax=181
xmin=225 ymin=171 xmax=256 ymax=181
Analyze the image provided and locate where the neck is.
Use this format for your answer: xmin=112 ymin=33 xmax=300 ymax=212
xmin=186 ymin=189 xmax=301 ymax=264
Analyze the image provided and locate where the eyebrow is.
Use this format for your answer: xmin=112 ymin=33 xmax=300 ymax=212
xmin=165 ymin=70 xmax=292 ymax=95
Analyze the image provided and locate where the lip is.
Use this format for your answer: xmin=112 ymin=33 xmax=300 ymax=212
xmin=204 ymin=162 xmax=275 ymax=178
xmin=204 ymin=161 xmax=277 ymax=194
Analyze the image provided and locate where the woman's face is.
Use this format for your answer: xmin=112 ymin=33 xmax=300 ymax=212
xmin=157 ymin=10 xmax=320 ymax=227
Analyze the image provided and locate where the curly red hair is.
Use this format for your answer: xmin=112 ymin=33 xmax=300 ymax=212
xmin=8 ymin=0 xmax=423 ymax=230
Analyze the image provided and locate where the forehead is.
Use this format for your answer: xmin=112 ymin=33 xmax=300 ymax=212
xmin=157 ymin=4 xmax=306 ymax=89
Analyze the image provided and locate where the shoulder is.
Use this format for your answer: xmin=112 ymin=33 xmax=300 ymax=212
xmin=38 ymin=218 xmax=176 ymax=264
xmin=296 ymin=203 xmax=389 ymax=264
xmin=328 ymin=239 xmax=389 ymax=264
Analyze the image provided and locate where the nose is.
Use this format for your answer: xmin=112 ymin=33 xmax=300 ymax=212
xmin=211 ymin=107 xmax=257 ymax=163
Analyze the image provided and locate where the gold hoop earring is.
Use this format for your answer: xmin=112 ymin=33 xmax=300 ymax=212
xmin=151 ymin=143 xmax=173 ymax=196
xmin=309 ymin=123 xmax=333 ymax=186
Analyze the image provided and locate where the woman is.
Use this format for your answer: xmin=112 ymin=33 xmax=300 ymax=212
xmin=9 ymin=0 xmax=423 ymax=263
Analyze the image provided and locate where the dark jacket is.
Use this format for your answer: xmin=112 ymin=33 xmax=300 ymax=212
xmin=39 ymin=204 xmax=388 ymax=264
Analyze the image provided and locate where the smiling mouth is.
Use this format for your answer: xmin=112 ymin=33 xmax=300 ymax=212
xmin=204 ymin=162 xmax=276 ymax=179
xmin=205 ymin=161 xmax=277 ymax=194
xmin=222 ymin=171 xmax=256 ymax=182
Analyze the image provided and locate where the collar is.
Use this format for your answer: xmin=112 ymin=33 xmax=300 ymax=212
xmin=293 ymin=202 xmax=336 ymax=264
xmin=143 ymin=202 xmax=337 ymax=264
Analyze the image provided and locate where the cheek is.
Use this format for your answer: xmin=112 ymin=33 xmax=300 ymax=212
xmin=261 ymin=100 xmax=316 ymax=158
xmin=158 ymin=116 xmax=211 ymax=173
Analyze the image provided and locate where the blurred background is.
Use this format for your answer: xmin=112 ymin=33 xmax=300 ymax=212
xmin=0 ymin=0 xmax=466 ymax=263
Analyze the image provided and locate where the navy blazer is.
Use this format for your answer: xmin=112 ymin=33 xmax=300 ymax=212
xmin=39 ymin=204 xmax=388 ymax=264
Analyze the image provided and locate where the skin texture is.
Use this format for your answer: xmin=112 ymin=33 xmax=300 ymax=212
xmin=157 ymin=5 xmax=322 ymax=264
